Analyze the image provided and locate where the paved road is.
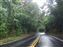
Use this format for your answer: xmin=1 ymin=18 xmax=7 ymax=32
xmin=0 ymin=35 xmax=36 ymax=47
xmin=37 ymin=34 xmax=63 ymax=47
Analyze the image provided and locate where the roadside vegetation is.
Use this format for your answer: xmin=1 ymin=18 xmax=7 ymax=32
xmin=44 ymin=0 xmax=63 ymax=34
xmin=0 ymin=0 xmax=43 ymax=40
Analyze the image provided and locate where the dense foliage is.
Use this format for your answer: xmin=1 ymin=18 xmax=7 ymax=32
xmin=0 ymin=0 xmax=43 ymax=39
xmin=44 ymin=0 xmax=63 ymax=34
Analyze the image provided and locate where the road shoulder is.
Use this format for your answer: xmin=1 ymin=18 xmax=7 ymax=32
xmin=51 ymin=35 xmax=63 ymax=42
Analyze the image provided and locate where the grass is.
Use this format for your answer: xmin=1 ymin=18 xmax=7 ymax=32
xmin=0 ymin=34 xmax=29 ymax=45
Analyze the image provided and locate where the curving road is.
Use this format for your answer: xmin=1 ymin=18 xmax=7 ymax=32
xmin=37 ymin=34 xmax=63 ymax=47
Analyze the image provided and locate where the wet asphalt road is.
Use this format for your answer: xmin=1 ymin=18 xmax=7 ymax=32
xmin=0 ymin=35 xmax=36 ymax=47
xmin=37 ymin=35 xmax=63 ymax=47
xmin=1 ymin=33 xmax=63 ymax=47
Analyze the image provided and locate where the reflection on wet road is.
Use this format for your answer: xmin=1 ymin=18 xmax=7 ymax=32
xmin=37 ymin=35 xmax=63 ymax=47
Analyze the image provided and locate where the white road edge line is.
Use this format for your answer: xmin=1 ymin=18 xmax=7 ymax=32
xmin=51 ymin=36 xmax=63 ymax=42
